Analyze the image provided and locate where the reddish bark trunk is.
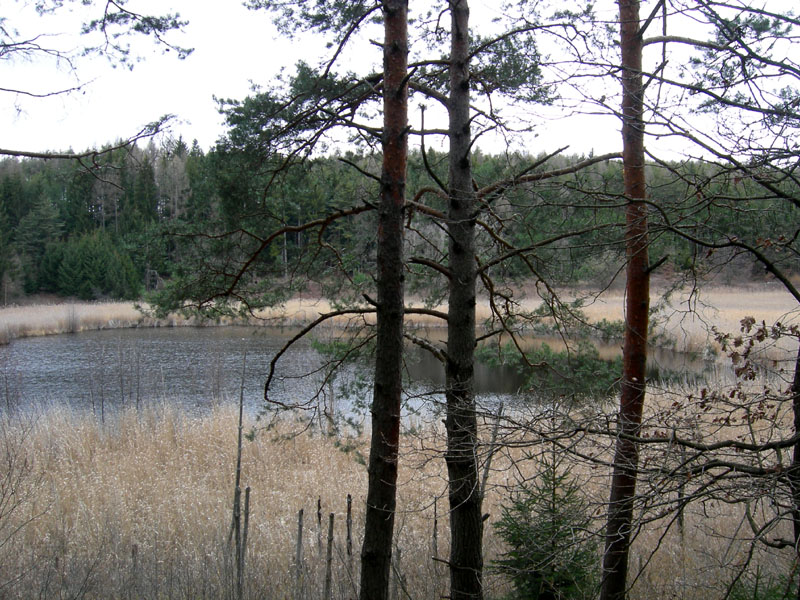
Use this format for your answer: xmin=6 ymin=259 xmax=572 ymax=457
xmin=445 ymin=2 xmax=484 ymax=599
xmin=600 ymin=1 xmax=650 ymax=599
xmin=358 ymin=2 xmax=408 ymax=599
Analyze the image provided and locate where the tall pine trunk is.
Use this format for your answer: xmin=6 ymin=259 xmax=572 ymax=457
xmin=445 ymin=2 xmax=484 ymax=598
xmin=358 ymin=3 xmax=408 ymax=599
xmin=600 ymin=1 xmax=650 ymax=598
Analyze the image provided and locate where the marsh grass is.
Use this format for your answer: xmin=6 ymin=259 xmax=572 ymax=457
xmin=1 ymin=387 xmax=796 ymax=599
xmin=1 ymin=285 xmax=796 ymax=352
xmin=0 ymin=303 xmax=152 ymax=341
xmin=1 ymin=405 xmax=506 ymax=599
xmin=0 ymin=301 xmax=314 ymax=343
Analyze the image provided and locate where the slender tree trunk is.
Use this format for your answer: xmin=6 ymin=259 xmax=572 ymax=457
xmin=358 ymin=2 xmax=408 ymax=599
xmin=445 ymin=2 xmax=483 ymax=598
xmin=788 ymin=345 xmax=800 ymax=600
xmin=600 ymin=1 xmax=650 ymax=599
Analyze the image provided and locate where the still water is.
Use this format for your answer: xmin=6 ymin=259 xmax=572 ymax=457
xmin=0 ymin=325 xmax=710 ymax=414
xmin=0 ymin=326 xmax=524 ymax=415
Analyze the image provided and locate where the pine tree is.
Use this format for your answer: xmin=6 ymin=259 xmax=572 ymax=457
xmin=58 ymin=240 xmax=89 ymax=299
xmin=0 ymin=171 xmax=29 ymax=231
xmin=37 ymin=243 xmax=65 ymax=293
xmin=0 ymin=201 xmax=12 ymax=301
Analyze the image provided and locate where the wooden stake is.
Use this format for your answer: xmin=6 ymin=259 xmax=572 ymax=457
xmin=294 ymin=508 xmax=304 ymax=600
xmin=324 ymin=512 xmax=335 ymax=600
xmin=317 ymin=496 xmax=323 ymax=555
xmin=432 ymin=496 xmax=438 ymax=560
xmin=237 ymin=486 xmax=250 ymax=600
xmin=346 ymin=493 xmax=353 ymax=567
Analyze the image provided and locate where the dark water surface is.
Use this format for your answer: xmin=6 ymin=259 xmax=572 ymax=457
xmin=1 ymin=327 xmax=319 ymax=413
xmin=0 ymin=326 xmax=524 ymax=415
xmin=0 ymin=325 xmax=710 ymax=414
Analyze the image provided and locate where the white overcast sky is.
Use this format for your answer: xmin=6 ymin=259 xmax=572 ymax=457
xmin=2 ymin=1 xmax=309 ymax=153
xmin=0 ymin=1 xmax=719 ymax=158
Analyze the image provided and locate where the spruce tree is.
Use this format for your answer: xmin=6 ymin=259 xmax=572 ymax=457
xmin=494 ymin=448 xmax=597 ymax=600
xmin=58 ymin=240 xmax=88 ymax=299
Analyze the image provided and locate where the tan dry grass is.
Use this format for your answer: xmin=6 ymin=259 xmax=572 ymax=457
xmin=0 ymin=302 xmax=144 ymax=340
xmin=568 ymin=285 xmax=798 ymax=356
xmin=0 ymin=302 xmax=192 ymax=346
xmin=2 ymin=393 xmax=795 ymax=599
xmin=1 ymin=285 xmax=796 ymax=349
xmin=256 ymin=285 xmax=800 ymax=349
xmin=651 ymin=285 xmax=799 ymax=354
xmin=1 ymin=405 xmax=513 ymax=599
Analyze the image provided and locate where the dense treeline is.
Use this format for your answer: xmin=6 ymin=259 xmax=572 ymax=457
xmin=1 ymin=139 xmax=794 ymax=304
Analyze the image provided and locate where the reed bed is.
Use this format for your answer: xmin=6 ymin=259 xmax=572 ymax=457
xmin=575 ymin=284 xmax=799 ymax=356
xmin=0 ymin=404 xmax=511 ymax=599
xmin=0 ymin=302 xmax=144 ymax=342
xmin=0 ymin=298 xmax=431 ymax=345
xmin=1 ymin=286 xmax=797 ymax=598
xmin=2 ymin=377 xmax=797 ymax=599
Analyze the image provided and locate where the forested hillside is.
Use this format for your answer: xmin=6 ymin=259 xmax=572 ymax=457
xmin=1 ymin=141 xmax=793 ymax=304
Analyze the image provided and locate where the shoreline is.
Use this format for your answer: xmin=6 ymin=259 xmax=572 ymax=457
xmin=1 ymin=285 xmax=797 ymax=355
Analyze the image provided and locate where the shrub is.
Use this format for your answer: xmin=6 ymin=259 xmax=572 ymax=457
xmin=728 ymin=567 xmax=796 ymax=600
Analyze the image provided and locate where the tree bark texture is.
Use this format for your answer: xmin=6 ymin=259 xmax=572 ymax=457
xmin=601 ymin=1 xmax=650 ymax=599
xmin=358 ymin=2 xmax=408 ymax=599
xmin=445 ymin=2 xmax=484 ymax=599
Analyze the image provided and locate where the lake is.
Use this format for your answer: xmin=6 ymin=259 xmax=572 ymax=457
xmin=0 ymin=325 xmax=712 ymax=416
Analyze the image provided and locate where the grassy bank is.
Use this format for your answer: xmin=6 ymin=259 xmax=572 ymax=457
xmin=0 ymin=404 xmax=489 ymax=599
xmin=0 ymin=299 xmax=332 ymax=345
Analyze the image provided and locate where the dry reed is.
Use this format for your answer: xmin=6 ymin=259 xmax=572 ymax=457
xmin=2 ymin=285 xmax=796 ymax=349
xmin=1 ymin=382 xmax=796 ymax=599
xmin=0 ymin=404 xmax=512 ymax=599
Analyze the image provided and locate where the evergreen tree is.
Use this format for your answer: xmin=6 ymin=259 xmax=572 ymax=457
xmin=62 ymin=165 xmax=99 ymax=235
xmin=58 ymin=239 xmax=90 ymax=299
xmin=37 ymin=243 xmax=65 ymax=293
xmin=81 ymin=232 xmax=109 ymax=297
xmin=494 ymin=449 xmax=597 ymax=600
xmin=15 ymin=196 xmax=63 ymax=293
xmin=184 ymin=141 xmax=216 ymax=223
xmin=55 ymin=231 xmax=140 ymax=300
xmin=133 ymin=154 xmax=160 ymax=224
xmin=0 ymin=198 xmax=12 ymax=300
xmin=0 ymin=171 xmax=30 ymax=231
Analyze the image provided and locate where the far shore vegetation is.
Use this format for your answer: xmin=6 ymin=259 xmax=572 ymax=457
xmin=2 ymin=284 xmax=796 ymax=356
